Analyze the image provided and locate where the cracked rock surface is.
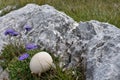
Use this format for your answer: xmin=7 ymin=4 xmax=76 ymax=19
xmin=0 ymin=4 xmax=120 ymax=80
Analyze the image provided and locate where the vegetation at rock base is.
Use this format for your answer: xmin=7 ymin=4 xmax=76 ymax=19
xmin=0 ymin=43 xmax=85 ymax=80
xmin=0 ymin=27 xmax=85 ymax=79
xmin=0 ymin=0 xmax=120 ymax=28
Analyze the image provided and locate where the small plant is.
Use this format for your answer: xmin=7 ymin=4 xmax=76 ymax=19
xmin=0 ymin=25 xmax=85 ymax=80
xmin=7 ymin=49 xmax=42 ymax=80
xmin=1 ymin=44 xmax=83 ymax=80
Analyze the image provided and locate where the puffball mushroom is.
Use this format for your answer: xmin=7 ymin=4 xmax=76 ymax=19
xmin=29 ymin=51 xmax=55 ymax=76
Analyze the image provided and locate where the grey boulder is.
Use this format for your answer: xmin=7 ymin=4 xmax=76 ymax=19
xmin=83 ymin=21 xmax=120 ymax=80
xmin=0 ymin=3 xmax=120 ymax=80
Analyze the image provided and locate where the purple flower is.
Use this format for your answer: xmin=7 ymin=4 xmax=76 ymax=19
xmin=11 ymin=31 xmax=19 ymax=36
xmin=4 ymin=28 xmax=19 ymax=36
xmin=24 ymin=25 xmax=32 ymax=31
xmin=4 ymin=29 xmax=15 ymax=35
xmin=18 ymin=53 xmax=29 ymax=61
xmin=25 ymin=43 xmax=38 ymax=50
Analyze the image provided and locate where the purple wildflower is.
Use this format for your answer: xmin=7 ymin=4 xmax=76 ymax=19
xmin=25 ymin=43 xmax=38 ymax=50
xmin=11 ymin=31 xmax=19 ymax=36
xmin=24 ymin=25 xmax=32 ymax=31
xmin=4 ymin=28 xmax=19 ymax=36
xmin=4 ymin=29 xmax=15 ymax=35
xmin=18 ymin=53 xmax=29 ymax=61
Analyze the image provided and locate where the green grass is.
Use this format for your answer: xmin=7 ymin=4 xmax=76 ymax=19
xmin=0 ymin=0 xmax=120 ymax=27
xmin=0 ymin=43 xmax=85 ymax=80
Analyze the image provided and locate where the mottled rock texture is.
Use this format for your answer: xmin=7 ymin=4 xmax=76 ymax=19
xmin=0 ymin=4 xmax=120 ymax=80
xmin=84 ymin=21 xmax=120 ymax=80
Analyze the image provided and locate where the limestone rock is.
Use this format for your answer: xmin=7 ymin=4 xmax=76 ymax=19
xmin=83 ymin=21 xmax=120 ymax=80
xmin=0 ymin=70 xmax=9 ymax=80
xmin=0 ymin=3 xmax=120 ymax=80
xmin=0 ymin=3 xmax=77 ymax=52
xmin=74 ymin=20 xmax=120 ymax=80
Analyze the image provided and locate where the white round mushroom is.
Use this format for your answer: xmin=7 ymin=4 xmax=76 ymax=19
xmin=29 ymin=51 xmax=55 ymax=76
